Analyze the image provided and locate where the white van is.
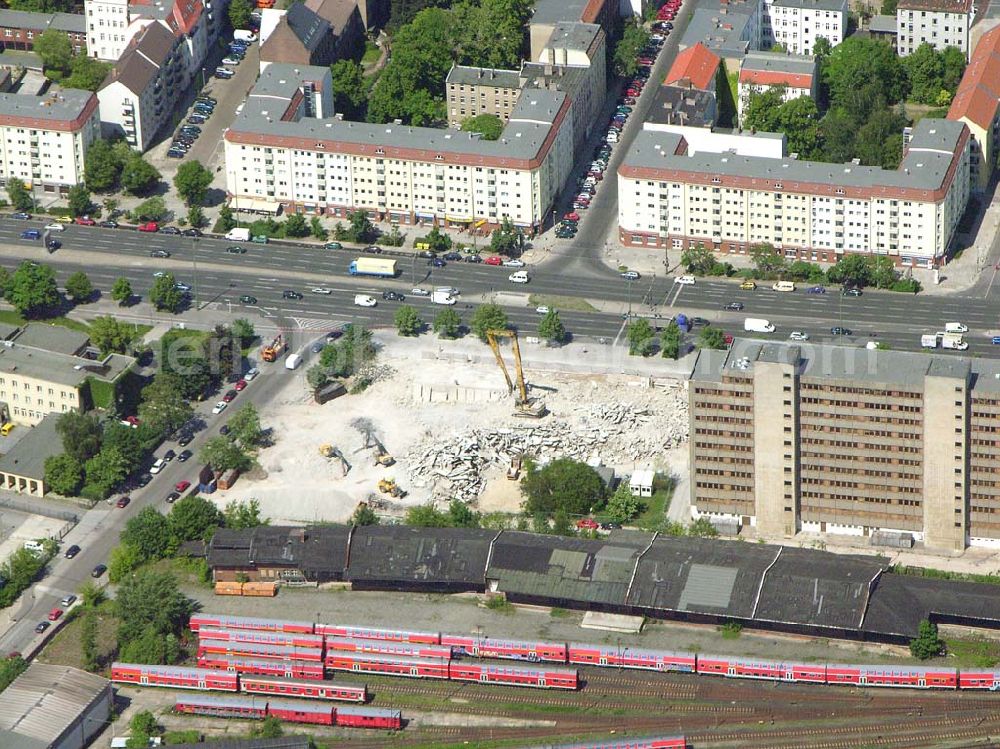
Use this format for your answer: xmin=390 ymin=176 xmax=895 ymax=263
xmin=225 ymin=228 xmax=250 ymax=242
xmin=508 ymin=271 xmax=530 ymax=284
xmin=772 ymin=281 xmax=795 ymax=292
xmin=945 ymin=322 xmax=968 ymax=333
xmin=354 ymin=294 xmax=377 ymax=307
xmin=285 ymin=353 xmax=302 ymax=370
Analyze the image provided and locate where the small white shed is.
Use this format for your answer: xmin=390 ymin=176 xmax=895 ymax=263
xmin=629 ymin=469 xmax=655 ymax=498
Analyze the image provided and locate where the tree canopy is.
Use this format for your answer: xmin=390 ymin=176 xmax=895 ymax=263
xmin=521 ymin=458 xmax=607 ymax=517
xmin=460 ymin=114 xmax=503 ymax=140
xmin=173 ymin=161 xmax=214 ymax=206
xmin=6 ymin=261 xmax=59 ymax=317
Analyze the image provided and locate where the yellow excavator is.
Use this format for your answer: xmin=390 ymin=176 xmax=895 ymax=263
xmin=378 ymin=478 xmax=407 ymax=498
xmin=486 ymin=329 xmax=547 ymax=418
xmin=318 ymin=444 xmax=350 ymax=476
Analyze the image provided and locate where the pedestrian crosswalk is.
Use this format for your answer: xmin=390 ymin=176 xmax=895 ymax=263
xmin=291 ymin=317 xmax=344 ymax=331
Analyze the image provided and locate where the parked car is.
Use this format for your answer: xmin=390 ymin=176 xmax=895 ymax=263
xmin=183 ymin=228 xmax=202 ymax=237
xmin=60 ymin=594 xmax=76 ymax=607
xmin=382 ymin=290 xmax=405 ymax=301
xmin=35 ymin=621 xmax=50 ymax=634
xmin=222 ymin=389 xmax=238 ymax=403
xmin=100 ymin=220 xmax=119 ymax=228
xmin=74 ymin=216 xmax=96 ymax=226
xmin=116 ymin=496 xmax=131 ymax=508
xmin=160 ymin=226 xmax=181 ymax=235
xmin=19 ymin=229 xmax=40 ymax=240
xmin=843 ymin=286 xmax=863 ymax=297
xmin=234 ymin=379 xmax=248 ymax=391
xmin=806 ymin=285 xmax=826 ymax=294
xmin=11 ymin=212 xmax=30 ymax=220
xmin=64 ymin=544 xmax=80 ymax=559
xmin=47 ymin=608 xmax=63 ymax=621
xmin=166 ymin=491 xmax=181 ymax=504
xmin=484 ymin=255 xmax=503 ymax=266
xmin=725 ymin=302 xmax=744 ymax=311
xmin=45 ymin=222 xmax=64 ymax=232
xmin=222 ymin=56 xmax=242 ymax=66
xmin=576 ymin=518 xmax=600 ymax=530
xmin=175 ymin=480 xmax=192 ymax=492
xmin=91 ymin=564 xmax=107 ymax=578
xmin=177 ymin=450 xmax=193 ymax=462
xmin=674 ymin=275 xmax=696 ymax=285
xmin=212 ymin=401 xmax=227 ymax=414
xmin=226 ymin=245 xmax=247 ymax=254
xmin=325 ymin=241 xmax=343 ymax=250
xmin=137 ymin=222 xmax=158 ymax=232
xmin=789 ymin=331 xmax=810 ymax=341
xmin=621 ymin=270 xmax=640 ymax=280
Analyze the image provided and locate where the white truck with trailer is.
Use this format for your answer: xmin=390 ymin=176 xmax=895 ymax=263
xmin=744 ymin=318 xmax=775 ymax=333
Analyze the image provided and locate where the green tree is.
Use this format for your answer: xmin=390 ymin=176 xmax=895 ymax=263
xmin=34 ymin=29 xmax=72 ymax=76
xmin=231 ymin=318 xmax=255 ymax=344
xmin=252 ymin=716 xmax=283 ymax=739
xmin=351 ymin=503 xmax=380 ymax=526
xmin=0 ymin=268 xmax=11 ymax=298
xmin=460 ymin=114 xmax=503 ymax=140
xmin=122 ymin=507 xmax=171 ymax=561
xmin=552 ymin=508 xmax=573 ymax=535
xmin=625 ymin=318 xmax=654 ymax=356
xmin=827 ymin=253 xmax=873 ymax=287
xmin=65 ymin=270 xmax=94 ymax=302
xmin=121 ymin=155 xmax=161 ymax=196
xmin=824 ymin=37 xmax=908 ymax=107
xmin=84 ymin=446 xmax=129 ymax=497
xmin=102 ymin=422 xmax=145 ymax=474
xmin=85 ymin=139 xmax=122 ymax=191
xmin=330 ymin=59 xmax=367 ymax=119
xmin=689 ymin=517 xmax=719 ymax=537
xmin=44 ymin=454 xmax=84 ymax=496
xmin=538 ymin=309 xmax=567 ymax=344
xmin=819 ymin=107 xmax=858 ymax=163
xmin=224 ymin=499 xmax=268 ymax=529
xmin=149 ymin=274 xmax=184 ymax=312
xmin=228 ymin=0 xmax=253 ymax=28
xmin=681 ymin=244 xmax=717 ymax=274
xmin=489 ymin=217 xmax=524 ymax=257
xmin=775 ymin=96 xmax=822 ymax=158
xmin=868 ymin=255 xmax=898 ymax=289
xmin=405 ymin=504 xmax=450 ymax=526
xmin=282 ymin=213 xmax=308 ymax=237
xmin=187 ymin=205 xmax=205 ymax=229
xmin=347 ymin=210 xmax=375 ymax=243
xmin=880 ymin=0 xmax=897 ymax=12
xmin=227 ymin=403 xmax=263 ymax=449
xmin=0 ymin=656 xmax=27 ymax=693
xmin=6 ymin=260 xmax=59 ymax=316
xmin=470 ymin=303 xmax=508 ymax=341
xmin=909 ymin=619 xmax=944 ymax=660
xmin=309 ymin=216 xmax=327 ymax=239
xmin=605 ymin=482 xmax=641 ymax=523
xmin=138 ymin=373 xmax=194 ymax=435
xmin=433 ymin=308 xmax=462 ymax=338
xmin=199 ymin=436 xmax=251 ymax=472
xmin=421 ymin=225 xmax=452 ymax=252
xmin=521 ymin=458 xmax=607 ymax=516
xmin=660 ymin=320 xmax=681 ymax=359
xmin=613 ymin=20 xmax=649 ymax=76
xmin=697 ymin=326 xmax=727 ymax=350
xmin=111 ymin=277 xmax=133 ymax=306
xmin=750 ymin=243 xmax=786 ymax=277
xmin=56 ymin=410 xmax=103 ymax=463
xmin=742 ymin=86 xmax=785 ymax=132
xmin=116 ymin=568 xmax=193 ymax=643
xmin=130 ymin=711 xmax=160 ymax=737
xmin=455 ymin=0 xmax=532 ymax=69
xmin=80 ymin=610 xmax=98 ymax=671
xmin=217 ymin=204 xmax=237 ymax=233
xmin=855 ymin=106 xmax=907 ymax=169
xmin=904 ymin=43 xmax=945 ymax=104
xmin=306 ymin=364 xmax=329 ymax=390
xmin=448 ymin=499 xmax=480 ymax=528
xmin=394 ymin=304 xmax=423 ymax=336
xmin=6 ymin=177 xmax=33 ymax=211
xmin=940 ymin=45 xmax=966 ymax=92
xmin=108 ymin=542 xmax=143 ymax=583
xmin=64 ymin=55 xmax=111 ymax=91
xmin=169 ymin=494 xmax=223 ymax=542
xmin=67 ymin=184 xmax=92 ymax=217
xmin=173 ymin=160 xmax=213 ymax=206
xmin=79 ymin=582 xmax=106 ymax=609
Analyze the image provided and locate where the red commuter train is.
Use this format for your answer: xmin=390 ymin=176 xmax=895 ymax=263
xmin=568 ymin=644 xmax=696 ymax=673
xmin=325 ymin=652 xmax=451 ymax=680
xmin=197 ymin=654 xmax=325 ymax=680
xmin=173 ymin=695 xmax=401 ymax=729
xmin=240 ymin=675 xmax=368 ymax=703
xmin=324 ymin=636 xmax=451 ymax=660
xmin=441 ymin=635 xmax=568 ymax=663
xmin=189 ymin=613 xmax=313 ymax=634
xmin=197 ymin=640 xmax=324 ymax=662
xmin=197 ymin=627 xmax=324 ymax=649
xmin=316 ymin=623 xmax=440 ymax=644
xmin=111 ymin=663 xmax=239 ymax=692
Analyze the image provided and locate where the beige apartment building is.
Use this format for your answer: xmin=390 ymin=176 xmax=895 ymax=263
xmin=446 ymin=67 xmax=522 ymax=126
xmin=689 ymin=339 xmax=1000 ymax=551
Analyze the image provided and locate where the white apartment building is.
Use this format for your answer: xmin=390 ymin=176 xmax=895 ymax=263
xmin=896 ymin=0 xmax=972 ymax=57
xmin=617 ymin=118 xmax=970 ymax=268
xmin=737 ymin=51 xmax=817 ymax=126
xmin=224 ymin=65 xmax=575 ymax=231
xmin=0 ymin=89 xmax=100 ymax=197
xmin=762 ymin=0 xmax=847 ymax=55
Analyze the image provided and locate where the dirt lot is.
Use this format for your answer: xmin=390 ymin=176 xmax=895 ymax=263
xmin=209 ymin=335 xmax=689 ymax=524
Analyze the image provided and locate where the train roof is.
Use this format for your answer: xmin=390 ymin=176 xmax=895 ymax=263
xmin=321 ymin=624 xmax=440 ymax=639
xmin=472 ymin=663 xmax=578 ymax=676
xmin=447 ymin=635 xmax=564 ymax=648
xmin=325 ymin=651 xmax=450 ymax=666
xmin=200 ymin=656 xmax=321 ymax=669
xmin=199 ymin=628 xmax=324 ymax=642
xmin=336 ymin=706 xmax=402 ymax=718
xmin=193 ymin=614 xmax=314 ymax=630
xmin=525 ymin=738 xmax=687 ymax=749
xmin=204 ymin=641 xmax=318 ymax=657
xmin=568 ymin=643 xmax=693 ymax=658
xmin=238 ymin=674 xmax=366 ymax=688
xmin=113 ymin=662 xmax=231 ymax=679
xmin=266 ymin=697 xmax=334 ymax=713
xmin=825 ymin=663 xmax=958 ymax=675
xmin=175 ymin=694 xmax=266 ymax=709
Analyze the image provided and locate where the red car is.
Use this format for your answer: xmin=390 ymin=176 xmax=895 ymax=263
xmin=175 ymin=480 xmax=191 ymax=493
xmin=564 ymin=212 xmax=580 ymax=222
xmin=724 ymin=333 xmax=734 ymax=345
xmin=576 ymin=518 xmax=600 ymax=530
xmin=47 ymin=608 xmax=63 ymax=621
xmin=137 ymin=221 xmax=159 ymax=232
xmin=222 ymin=389 xmax=238 ymax=403
xmin=626 ymin=89 xmax=640 ymax=97
xmin=623 ymin=97 xmax=637 ymax=105
xmin=234 ymin=379 xmax=247 ymax=391
xmin=484 ymin=255 xmax=503 ymax=266
xmin=74 ymin=216 xmax=96 ymax=226
xmin=115 ymin=495 xmax=131 ymax=508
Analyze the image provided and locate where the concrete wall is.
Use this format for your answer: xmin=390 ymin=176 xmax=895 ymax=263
xmin=922 ymin=373 xmax=968 ymax=551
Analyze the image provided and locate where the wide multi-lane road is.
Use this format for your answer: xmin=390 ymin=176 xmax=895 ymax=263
xmin=4 ymin=218 xmax=1000 ymax=355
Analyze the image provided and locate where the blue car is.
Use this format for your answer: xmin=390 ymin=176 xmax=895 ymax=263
xmin=806 ymin=285 xmax=826 ymax=294
xmin=20 ymin=229 xmax=40 ymax=240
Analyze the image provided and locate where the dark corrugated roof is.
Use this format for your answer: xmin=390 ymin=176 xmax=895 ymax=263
xmin=863 ymin=573 xmax=1000 ymax=638
xmin=346 ymin=526 xmax=494 ymax=585
xmin=206 ymin=526 xmax=350 ymax=579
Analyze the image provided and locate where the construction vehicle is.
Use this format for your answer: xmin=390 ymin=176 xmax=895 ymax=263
xmin=350 ymin=418 xmax=395 ymax=466
xmin=377 ymin=478 xmax=407 ymax=498
xmin=486 ymin=329 xmax=548 ymax=418
xmin=318 ymin=444 xmax=350 ymax=476
xmin=372 ymin=440 xmax=395 ymax=467
xmin=261 ymin=333 xmax=287 ymax=362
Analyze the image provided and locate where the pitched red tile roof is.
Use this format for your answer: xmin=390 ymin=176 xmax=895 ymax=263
xmin=898 ymin=0 xmax=971 ymax=12
xmin=947 ymin=26 xmax=1000 ymax=130
xmin=738 ymin=69 xmax=813 ymax=88
xmin=664 ymin=43 xmax=720 ymax=92
xmin=168 ymin=0 xmax=203 ymax=36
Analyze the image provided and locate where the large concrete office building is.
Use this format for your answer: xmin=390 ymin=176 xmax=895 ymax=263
xmin=689 ymin=339 xmax=1000 ymax=551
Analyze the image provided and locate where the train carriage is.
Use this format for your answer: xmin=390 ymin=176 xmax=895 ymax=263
xmin=189 ymin=613 xmax=314 ymax=634
xmin=240 ymin=674 xmax=368 ymax=702
xmin=111 ymin=662 xmax=239 ymax=692
xmin=324 ymin=636 xmax=451 ymax=660
xmin=958 ymin=670 xmax=1000 ymax=690
xmin=826 ymin=664 xmax=958 ymax=689
xmin=197 ymin=640 xmax=324 ymax=662
xmin=440 ymin=635 xmax=567 ymax=663
xmin=449 ymin=661 xmax=579 ymax=690
xmin=695 ymin=655 xmax=823 ymax=682
xmin=567 ymin=644 xmax=696 ymax=673
xmin=325 ymin=652 xmax=451 ymax=680
xmin=197 ymin=655 xmax=325 ymax=680
xmin=266 ymin=697 xmax=336 ymax=725
xmin=316 ymin=624 xmax=440 ymax=644
xmin=525 ymin=738 xmax=688 ymax=749
xmin=174 ymin=694 xmax=268 ymax=720
xmin=334 ymin=706 xmax=403 ymax=730
xmin=197 ymin=627 xmax=325 ymax=649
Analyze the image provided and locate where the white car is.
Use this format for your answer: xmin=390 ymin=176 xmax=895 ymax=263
xmin=311 ymin=287 xmax=332 ymax=295
xmin=45 ymin=223 xmax=65 ymax=232
xmin=673 ymin=275 xmax=696 ymax=285
xmin=153 ymin=271 xmax=167 ymax=278
xmin=789 ymin=331 xmax=810 ymax=341
xmin=244 ymin=367 xmax=259 ymax=381
xmin=354 ymin=294 xmax=377 ymax=307
xmin=212 ymin=401 xmax=227 ymax=414
xmin=536 ymin=306 xmax=550 ymax=315
xmin=149 ymin=458 xmax=167 ymax=474
xmin=503 ymin=259 xmax=525 ymax=267
xmin=222 ymin=56 xmax=242 ymax=65
xmin=410 ymin=288 xmax=430 ymax=296
xmin=508 ymin=271 xmax=530 ymax=284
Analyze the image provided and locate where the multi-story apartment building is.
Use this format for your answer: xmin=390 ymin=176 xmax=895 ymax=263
xmin=664 ymin=42 xmax=721 ymax=94
xmin=224 ymin=65 xmax=574 ymax=231
xmin=762 ymin=0 xmax=847 ymax=54
xmin=617 ymin=118 xmax=970 ymax=268
xmin=947 ymin=26 xmax=1000 ymax=192
xmin=737 ymin=51 xmax=817 ymax=126
xmin=689 ymin=338 xmax=1000 ymax=551
xmin=446 ymin=66 xmax=523 ymax=126
xmin=0 ymin=88 xmax=99 ymax=197
xmin=680 ymin=0 xmax=762 ymax=67
xmin=259 ymin=0 xmax=364 ymax=72
xmin=0 ymin=10 xmax=86 ymax=54
xmin=896 ymin=0 xmax=972 ymax=57
xmin=529 ymin=0 xmax=616 ymax=62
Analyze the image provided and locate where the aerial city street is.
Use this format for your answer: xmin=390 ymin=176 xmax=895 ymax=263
xmin=0 ymin=0 xmax=997 ymax=744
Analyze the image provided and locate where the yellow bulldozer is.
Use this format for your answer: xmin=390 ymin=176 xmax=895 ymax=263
xmin=377 ymin=478 xmax=407 ymax=498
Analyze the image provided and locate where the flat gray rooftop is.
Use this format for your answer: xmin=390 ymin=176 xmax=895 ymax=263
xmin=741 ymin=51 xmax=817 ymax=77
xmin=13 ymin=324 xmax=87 ymax=356
xmin=0 ymin=413 xmax=62 ymax=480
xmin=532 ymin=0 xmax=596 ymax=25
xmin=546 ymin=21 xmax=602 ymax=51
xmin=0 ymin=88 xmax=92 ymax=123
xmin=447 ymin=65 xmax=521 ymax=89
